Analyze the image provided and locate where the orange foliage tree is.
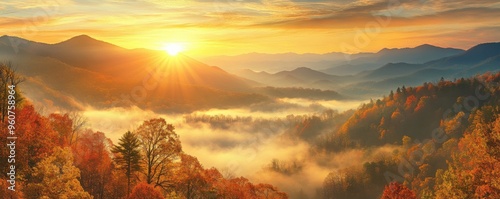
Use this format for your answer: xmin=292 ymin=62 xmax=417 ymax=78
xmin=173 ymin=154 xmax=211 ymax=198
xmin=435 ymin=107 xmax=500 ymax=198
xmin=136 ymin=118 xmax=182 ymax=189
xmin=72 ymin=130 xmax=114 ymax=198
xmin=381 ymin=182 xmax=416 ymax=199
xmin=129 ymin=182 xmax=165 ymax=199
xmin=48 ymin=113 xmax=73 ymax=146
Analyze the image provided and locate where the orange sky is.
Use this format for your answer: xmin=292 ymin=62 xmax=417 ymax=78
xmin=1 ymin=0 xmax=499 ymax=57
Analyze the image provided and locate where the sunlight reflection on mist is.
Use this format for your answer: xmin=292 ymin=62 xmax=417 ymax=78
xmin=80 ymin=98 xmax=372 ymax=198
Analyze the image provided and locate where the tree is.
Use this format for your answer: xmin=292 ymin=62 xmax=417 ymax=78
xmin=0 ymin=62 xmax=24 ymax=121
xmin=381 ymin=182 xmax=416 ymax=199
xmin=173 ymin=154 xmax=209 ymax=199
xmin=255 ymin=183 xmax=288 ymax=199
xmin=105 ymin=170 xmax=128 ymax=199
xmin=435 ymin=111 xmax=500 ymax=198
xmin=24 ymin=147 xmax=91 ymax=199
xmin=7 ymin=104 xmax=57 ymax=179
xmin=136 ymin=118 xmax=182 ymax=189
xmin=48 ymin=113 xmax=73 ymax=146
xmin=73 ymin=130 xmax=114 ymax=199
xmin=112 ymin=131 xmax=141 ymax=197
xmin=68 ymin=111 xmax=87 ymax=146
xmin=129 ymin=182 xmax=164 ymax=199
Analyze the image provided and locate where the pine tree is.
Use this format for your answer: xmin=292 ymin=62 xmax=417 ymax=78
xmin=111 ymin=131 xmax=141 ymax=197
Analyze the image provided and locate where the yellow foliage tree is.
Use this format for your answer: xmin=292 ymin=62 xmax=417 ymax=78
xmin=24 ymin=147 xmax=92 ymax=199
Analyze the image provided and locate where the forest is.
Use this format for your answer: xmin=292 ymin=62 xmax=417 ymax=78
xmin=1 ymin=60 xmax=500 ymax=199
xmin=316 ymin=73 xmax=500 ymax=198
xmin=0 ymin=63 xmax=288 ymax=199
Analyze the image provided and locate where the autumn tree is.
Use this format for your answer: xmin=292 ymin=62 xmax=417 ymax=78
xmin=0 ymin=61 xmax=24 ymax=121
xmin=48 ymin=113 xmax=73 ymax=146
xmin=173 ymin=154 xmax=210 ymax=198
xmin=68 ymin=111 xmax=87 ymax=145
xmin=5 ymin=104 xmax=58 ymax=179
xmin=105 ymin=170 xmax=128 ymax=199
xmin=381 ymin=182 xmax=416 ymax=199
xmin=73 ymin=130 xmax=114 ymax=199
xmin=0 ymin=179 xmax=24 ymax=199
xmin=136 ymin=118 xmax=182 ymax=189
xmin=255 ymin=183 xmax=288 ymax=199
xmin=435 ymin=108 xmax=500 ymax=198
xmin=129 ymin=182 xmax=165 ymax=199
xmin=112 ymin=131 xmax=141 ymax=197
xmin=24 ymin=147 xmax=91 ymax=199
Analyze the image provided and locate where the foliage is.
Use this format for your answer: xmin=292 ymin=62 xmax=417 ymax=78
xmin=318 ymin=72 xmax=500 ymax=198
xmin=112 ymin=131 xmax=141 ymax=196
xmin=72 ymin=130 xmax=114 ymax=199
xmin=136 ymin=118 xmax=182 ymax=189
xmin=128 ymin=182 xmax=164 ymax=199
xmin=381 ymin=182 xmax=416 ymax=199
xmin=435 ymin=107 xmax=500 ymax=198
xmin=24 ymin=147 xmax=92 ymax=199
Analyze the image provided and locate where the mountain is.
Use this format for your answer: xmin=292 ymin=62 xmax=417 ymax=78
xmin=200 ymin=52 xmax=369 ymax=73
xmin=321 ymin=44 xmax=464 ymax=75
xmin=316 ymin=72 xmax=500 ymax=199
xmin=360 ymin=62 xmax=422 ymax=80
xmin=238 ymin=67 xmax=351 ymax=90
xmin=342 ymin=42 xmax=500 ymax=97
xmin=0 ymin=35 xmax=271 ymax=113
xmin=426 ymin=42 xmax=500 ymax=69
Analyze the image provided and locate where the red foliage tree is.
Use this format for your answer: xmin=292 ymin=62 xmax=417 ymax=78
xmin=72 ymin=130 xmax=114 ymax=198
xmin=128 ymin=182 xmax=164 ymax=199
xmin=381 ymin=182 xmax=416 ymax=199
xmin=11 ymin=105 xmax=57 ymax=177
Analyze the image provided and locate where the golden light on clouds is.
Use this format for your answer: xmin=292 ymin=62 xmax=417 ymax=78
xmin=0 ymin=0 xmax=499 ymax=57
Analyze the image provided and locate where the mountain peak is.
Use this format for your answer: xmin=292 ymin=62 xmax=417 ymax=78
xmin=292 ymin=67 xmax=315 ymax=72
xmin=55 ymin=34 xmax=122 ymax=49
xmin=467 ymin=42 xmax=500 ymax=52
xmin=449 ymin=42 xmax=500 ymax=64
xmin=70 ymin=34 xmax=94 ymax=41
xmin=415 ymin=44 xmax=438 ymax=49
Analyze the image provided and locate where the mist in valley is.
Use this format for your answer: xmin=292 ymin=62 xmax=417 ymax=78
xmin=64 ymin=97 xmax=395 ymax=198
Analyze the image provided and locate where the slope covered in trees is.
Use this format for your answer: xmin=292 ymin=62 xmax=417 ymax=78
xmin=0 ymin=103 xmax=288 ymax=198
xmin=0 ymin=63 xmax=288 ymax=198
xmin=317 ymin=72 xmax=500 ymax=198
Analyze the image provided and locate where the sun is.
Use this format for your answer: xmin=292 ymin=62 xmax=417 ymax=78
xmin=162 ymin=43 xmax=185 ymax=56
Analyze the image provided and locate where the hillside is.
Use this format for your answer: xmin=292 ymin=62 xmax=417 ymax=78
xmin=314 ymin=72 xmax=500 ymax=199
xmin=342 ymin=42 xmax=500 ymax=97
xmin=0 ymin=35 xmax=271 ymax=113
xmin=321 ymin=44 xmax=464 ymax=75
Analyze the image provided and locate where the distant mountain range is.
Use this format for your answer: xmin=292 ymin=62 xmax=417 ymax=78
xmin=0 ymin=35 xmax=348 ymax=113
xmin=0 ymin=35 xmax=498 ymax=112
xmin=0 ymin=35 xmax=271 ymax=112
xmin=231 ymin=42 xmax=500 ymax=97
xmin=344 ymin=42 xmax=500 ymax=96
xmin=201 ymin=44 xmax=464 ymax=75
xmin=321 ymin=44 xmax=465 ymax=75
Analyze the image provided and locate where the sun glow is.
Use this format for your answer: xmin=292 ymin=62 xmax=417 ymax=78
xmin=163 ymin=43 xmax=185 ymax=56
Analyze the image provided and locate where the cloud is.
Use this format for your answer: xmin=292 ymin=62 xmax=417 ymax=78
xmin=2 ymin=0 xmax=498 ymax=61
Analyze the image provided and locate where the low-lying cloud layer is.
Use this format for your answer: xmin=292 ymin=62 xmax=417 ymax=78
xmin=70 ymin=98 xmax=396 ymax=198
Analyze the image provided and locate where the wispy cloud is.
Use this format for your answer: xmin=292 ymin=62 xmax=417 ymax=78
xmin=0 ymin=0 xmax=499 ymax=56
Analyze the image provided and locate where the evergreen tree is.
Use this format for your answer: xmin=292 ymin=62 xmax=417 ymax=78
xmin=111 ymin=131 xmax=141 ymax=197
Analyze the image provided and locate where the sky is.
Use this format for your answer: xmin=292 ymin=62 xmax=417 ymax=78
xmin=1 ymin=0 xmax=499 ymax=57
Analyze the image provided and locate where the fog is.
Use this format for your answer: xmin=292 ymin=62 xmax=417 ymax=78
xmin=34 ymin=97 xmax=389 ymax=198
